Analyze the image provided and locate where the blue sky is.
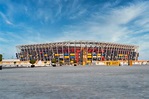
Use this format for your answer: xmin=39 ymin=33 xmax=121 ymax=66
xmin=0 ymin=0 xmax=149 ymax=60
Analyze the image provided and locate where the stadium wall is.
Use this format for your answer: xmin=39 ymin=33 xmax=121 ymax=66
xmin=16 ymin=41 xmax=139 ymax=65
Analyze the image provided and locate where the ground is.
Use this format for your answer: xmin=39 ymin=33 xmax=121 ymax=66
xmin=0 ymin=65 xmax=149 ymax=99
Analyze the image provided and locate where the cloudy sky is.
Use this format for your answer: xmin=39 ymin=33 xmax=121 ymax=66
xmin=0 ymin=0 xmax=149 ymax=60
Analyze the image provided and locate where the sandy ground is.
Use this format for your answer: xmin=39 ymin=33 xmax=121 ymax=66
xmin=0 ymin=65 xmax=149 ymax=99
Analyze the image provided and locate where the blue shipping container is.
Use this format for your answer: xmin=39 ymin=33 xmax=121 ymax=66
xmin=64 ymin=53 xmax=69 ymax=56
xmin=70 ymin=56 xmax=75 ymax=59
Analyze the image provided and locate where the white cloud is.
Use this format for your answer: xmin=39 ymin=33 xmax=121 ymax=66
xmin=0 ymin=12 xmax=13 ymax=25
xmin=0 ymin=37 xmax=8 ymax=42
xmin=69 ymin=9 xmax=87 ymax=19
xmin=58 ymin=1 xmax=149 ymax=59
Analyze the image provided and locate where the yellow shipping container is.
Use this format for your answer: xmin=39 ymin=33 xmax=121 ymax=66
xmin=44 ymin=54 xmax=47 ymax=56
xmin=64 ymin=56 xmax=69 ymax=58
xmin=87 ymin=60 xmax=91 ymax=63
xmin=106 ymin=61 xmax=120 ymax=66
xmin=70 ymin=61 xmax=74 ymax=63
xmin=70 ymin=53 xmax=75 ymax=56
xmin=55 ymin=54 xmax=60 ymax=56
xmin=119 ymin=54 xmax=123 ymax=56
xmin=82 ymin=62 xmax=86 ymax=66
xmin=97 ymin=54 xmax=101 ymax=56
xmin=87 ymin=56 xmax=92 ymax=58
xmin=87 ymin=53 xmax=92 ymax=56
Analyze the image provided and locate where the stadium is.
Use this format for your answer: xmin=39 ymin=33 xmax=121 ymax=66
xmin=16 ymin=41 xmax=139 ymax=65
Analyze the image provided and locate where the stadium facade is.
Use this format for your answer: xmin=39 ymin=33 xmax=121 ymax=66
xmin=16 ymin=41 xmax=139 ymax=64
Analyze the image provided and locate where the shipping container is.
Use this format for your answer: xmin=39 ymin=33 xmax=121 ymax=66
xmin=59 ymin=56 xmax=64 ymax=58
xmin=97 ymin=56 xmax=101 ymax=58
xmin=119 ymin=54 xmax=123 ymax=56
xmin=70 ymin=53 xmax=75 ymax=56
xmin=64 ymin=56 xmax=69 ymax=58
xmin=87 ymin=56 xmax=92 ymax=58
xmin=87 ymin=60 xmax=91 ymax=63
xmin=64 ymin=53 xmax=69 ymax=56
xmin=55 ymin=54 xmax=60 ymax=56
xmin=87 ymin=53 xmax=92 ymax=56
xmin=93 ymin=56 xmax=97 ymax=58
xmin=97 ymin=53 xmax=101 ymax=56
xmin=101 ymin=56 xmax=105 ymax=61
xmin=70 ymin=56 xmax=75 ymax=58
xmin=70 ymin=61 xmax=74 ymax=63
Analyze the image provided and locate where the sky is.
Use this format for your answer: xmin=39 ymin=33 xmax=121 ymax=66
xmin=0 ymin=0 xmax=149 ymax=60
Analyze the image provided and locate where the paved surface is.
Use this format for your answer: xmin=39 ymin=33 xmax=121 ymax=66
xmin=0 ymin=65 xmax=149 ymax=99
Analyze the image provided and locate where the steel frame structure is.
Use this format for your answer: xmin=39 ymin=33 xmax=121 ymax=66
xmin=16 ymin=41 xmax=139 ymax=63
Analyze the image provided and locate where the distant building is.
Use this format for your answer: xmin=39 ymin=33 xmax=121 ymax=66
xmin=2 ymin=59 xmax=20 ymax=62
xmin=16 ymin=41 xmax=139 ymax=64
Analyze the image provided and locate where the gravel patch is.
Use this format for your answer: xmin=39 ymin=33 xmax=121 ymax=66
xmin=0 ymin=65 xmax=149 ymax=99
